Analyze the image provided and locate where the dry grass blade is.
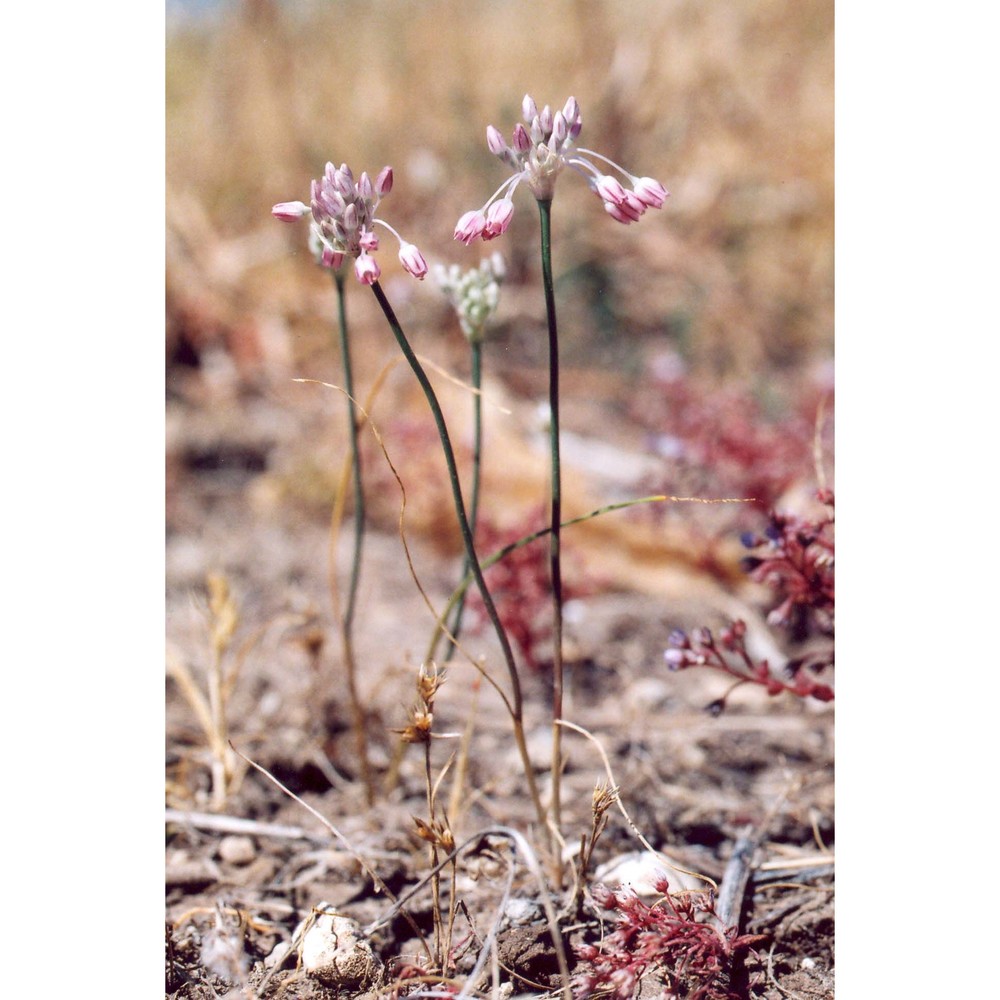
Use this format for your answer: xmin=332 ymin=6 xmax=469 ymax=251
xmin=295 ymin=376 xmax=515 ymax=717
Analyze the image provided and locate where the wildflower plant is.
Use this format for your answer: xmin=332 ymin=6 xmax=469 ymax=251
xmin=455 ymin=94 xmax=668 ymax=841
xmin=665 ymin=490 xmax=835 ymax=712
xmin=574 ymin=879 xmax=765 ymax=1000
xmin=274 ymin=162 xmax=550 ymax=842
xmin=274 ymin=170 xmax=398 ymax=803
xmin=433 ymin=253 xmax=506 ymax=658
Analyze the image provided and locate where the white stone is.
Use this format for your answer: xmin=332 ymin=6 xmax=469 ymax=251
xmin=593 ymin=851 xmax=707 ymax=896
xmin=218 ymin=835 xmax=255 ymax=865
xmin=299 ymin=908 xmax=381 ymax=988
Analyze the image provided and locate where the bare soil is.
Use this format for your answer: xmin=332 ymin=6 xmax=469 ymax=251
xmin=166 ymin=351 xmax=833 ymax=999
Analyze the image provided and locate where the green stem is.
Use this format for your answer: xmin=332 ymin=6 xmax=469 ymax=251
xmin=335 ymin=273 xmax=366 ymax=634
xmin=444 ymin=339 xmax=483 ymax=662
xmin=426 ymin=494 xmax=672 ymax=662
xmin=332 ymin=271 xmax=374 ymax=805
xmin=369 ymin=280 xmax=549 ymax=846
xmin=538 ymin=197 xmax=565 ymax=845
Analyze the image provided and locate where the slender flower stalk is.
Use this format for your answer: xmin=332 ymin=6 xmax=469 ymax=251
xmin=273 ymin=163 xmax=428 ymax=802
xmin=537 ymin=197 xmax=565 ymax=837
xmin=455 ymin=95 xmax=669 ymax=857
xmin=369 ymin=278 xmax=550 ymax=849
xmin=433 ymin=254 xmax=506 ymax=660
xmin=331 ymin=268 xmax=374 ymax=806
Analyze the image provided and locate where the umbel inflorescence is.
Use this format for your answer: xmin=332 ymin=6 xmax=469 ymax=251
xmin=433 ymin=252 xmax=506 ymax=343
xmin=273 ymin=162 xmax=427 ymax=285
xmin=454 ymin=94 xmax=669 ymax=244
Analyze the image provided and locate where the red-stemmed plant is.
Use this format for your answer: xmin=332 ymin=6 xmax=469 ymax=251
xmin=574 ymin=879 xmax=766 ymax=1000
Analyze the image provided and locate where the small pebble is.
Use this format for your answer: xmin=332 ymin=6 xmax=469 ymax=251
xmin=503 ymin=898 xmax=541 ymax=926
xmin=218 ymin=835 xmax=256 ymax=865
xmin=298 ymin=907 xmax=381 ymax=988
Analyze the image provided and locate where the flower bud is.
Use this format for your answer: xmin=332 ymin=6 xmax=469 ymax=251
xmin=594 ymin=174 xmax=627 ymax=206
xmin=664 ymin=648 xmax=687 ymax=671
xmin=633 ymin=177 xmax=669 ymax=209
xmin=667 ymin=628 xmax=689 ymax=649
xmin=551 ymin=110 xmax=568 ymax=147
xmin=483 ymin=198 xmax=514 ymax=239
xmin=512 ymin=122 xmax=531 ymax=152
xmin=454 ymin=209 xmax=487 ymax=245
xmin=692 ymin=627 xmax=713 ymax=647
xmin=271 ymin=200 xmax=310 ymax=222
xmin=321 ymin=246 xmax=344 ymax=270
xmin=375 ymin=165 xmax=393 ymax=196
xmin=486 ymin=125 xmax=507 ymax=155
xmin=604 ymin=200 xmax=634 ymax=225
xmin=398 ymin=241 xmax=428 ymax=280
xmin=619 ymin=191 xmax=647 ymax=221
xmin=522 ymin=93 xmax=538 ymax=122
xmin=354 ymin=254 xmax=380 ymax=285
xmin=538 ymin=104 xmax=553 ymax=136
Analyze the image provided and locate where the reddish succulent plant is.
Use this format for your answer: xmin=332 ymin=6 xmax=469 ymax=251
xmin=574 ymin=879 xmax=766 ymax=1000
xmin=665 ymin=490 xmax=834 ymax=710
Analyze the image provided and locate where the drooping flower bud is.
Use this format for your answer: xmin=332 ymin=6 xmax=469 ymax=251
xmin=398 ymin=242 xmax=428 ymax=280
xmin=454 ymin=209 xmax=487 ymax=245
xmin=594 ymin=175 xmax=628 ymax=206
xmin=354 ymin=254 xmax=380 ymax=285
xmin=483 ymin=198 xmax=514 ymax=239
xmin=633 ymin=176 xmax=669 ymax=209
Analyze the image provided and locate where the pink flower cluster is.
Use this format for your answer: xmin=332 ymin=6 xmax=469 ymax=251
xmin=454 ymin=94 xmax=668 ymax=245
xmin=272 ymin=162 xmax=427 ymax=285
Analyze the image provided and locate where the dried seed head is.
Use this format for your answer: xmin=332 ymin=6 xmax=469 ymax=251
xmin=416 ymin=661 xmax=445 ymax=707
xmin=207 ymin=572 xmax=238 ymax=654
xmin=394 ymin=708 xmax=434 ymax=743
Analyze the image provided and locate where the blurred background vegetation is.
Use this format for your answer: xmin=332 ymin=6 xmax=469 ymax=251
xmin=166 ymin=0 xmax=833 ymax=388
